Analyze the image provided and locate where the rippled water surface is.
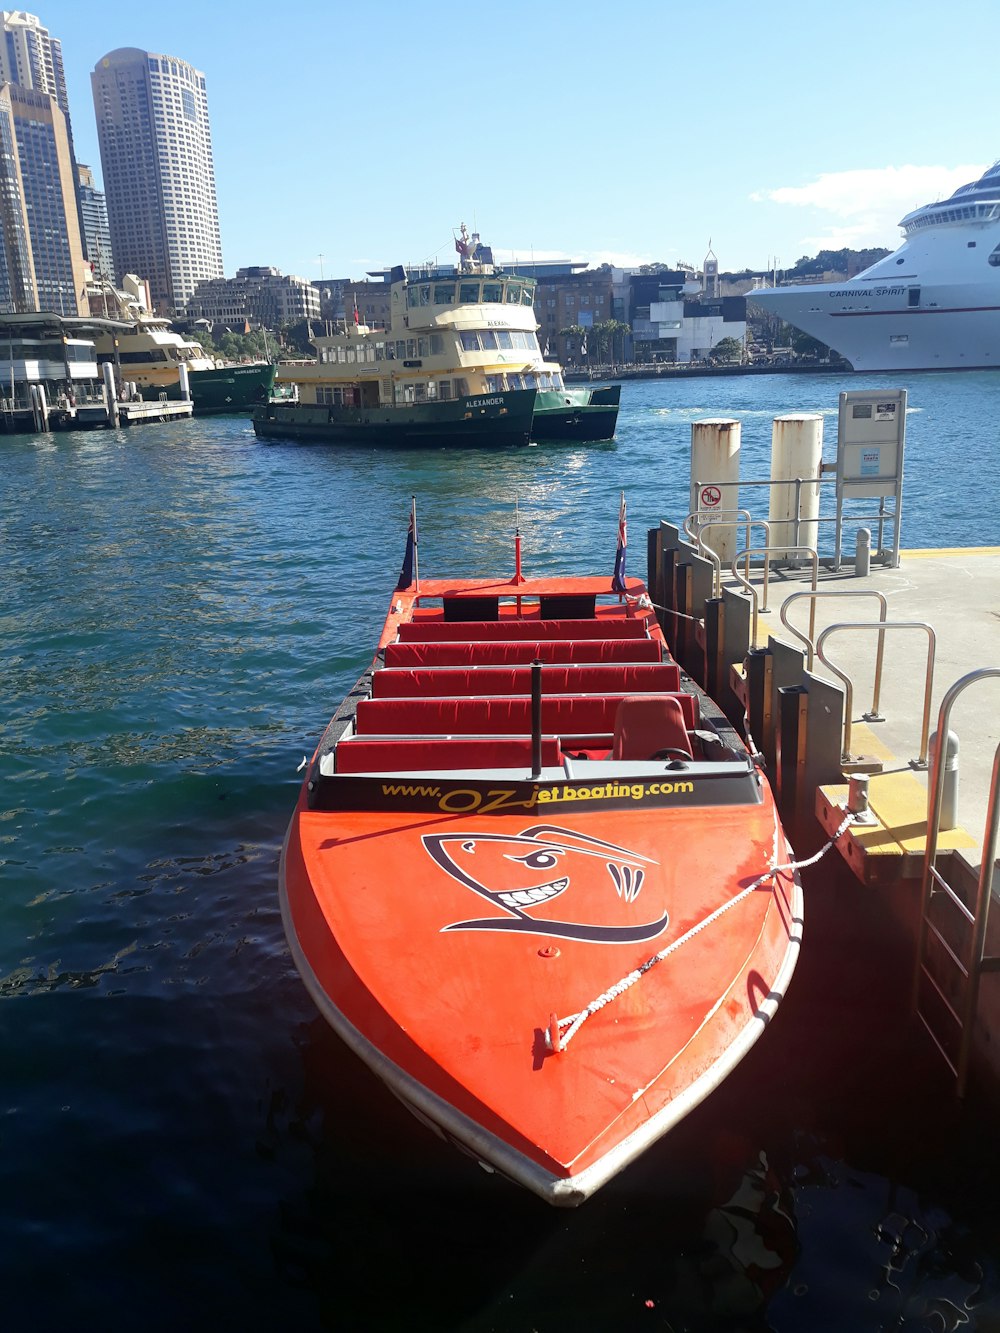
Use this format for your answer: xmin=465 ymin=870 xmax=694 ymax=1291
xmin=3 ymin=373 xmax=1000 ymax=1331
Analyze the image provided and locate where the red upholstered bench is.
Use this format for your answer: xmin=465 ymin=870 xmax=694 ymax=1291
xmin=383 ymin=638 xmax=664 ymax=667
xmin=396 ymin=619 xmax=651 ymax=642
xmin=354 ymin=692 xmax=699 ymax=737
xmin=371 ymin=663 xmax=682 ymax=698
xmin=334 ymin=735 xmax=563 ymax=773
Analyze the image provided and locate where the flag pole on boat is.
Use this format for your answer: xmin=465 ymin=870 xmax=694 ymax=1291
xmin=611 ymin=490 xmax=627 ymax=600
xmin=514 ymin=498 xmax=523 ymax=585
xmin=395 ymin=496 xmax=419 ymax=591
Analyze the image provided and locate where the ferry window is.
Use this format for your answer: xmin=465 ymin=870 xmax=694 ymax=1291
xmin=434 ymin=284 xmax=455 ymax=304
xmin=505 ymin=284 xmax=522 ymax=304
xmin=413 ymin=383 xmax=427 ymax=402
xmin=406 ymin=339 xmax=416 ymax=359
xmin=438 ymin=380 xmax=452 ymax=400
xmin=396 ymin=340 xmax=406 ymax=358
xmin=989 ymin=245 xmax=1000 ymax=267
xmin=455 ymin=379 xmax=469 ymax=397
xmin=459 ymin=283 xmax=479 ymax=303
xmin=482 ymin=282 xmax=502 ymax=303
xmin=346 ymin=347 xmax=356 ymax=363
xmin=496 ymin=331 xmax=513 ymax=349
xmin=479 ymin=330 xmax=498 ymax=350
xmin=417 ymin=337 xmax=430 ymax=357
xmin=485 ymin=376 xmax=503 ymax=392
xmin=460 ymin=331 xmax=480 ymax=351
xmin=375 ymin=342 xmax=385 ymax=361
xmin=522 ymin=289 xmax=535 ymax=306
xmin=430 ymin=334 xmax=444 ymax=354
xmin=407 ymin=287 xmax=419 ymax=308
xmin=417 ymin=285 xmax=430 ymax=306
xmin=907 ymin=287 xmax=921 ymax=307
xmin=426 ymin=381 xmax=437 ymax=399
xmin=385 ymin=343 xmax=395 ymax=359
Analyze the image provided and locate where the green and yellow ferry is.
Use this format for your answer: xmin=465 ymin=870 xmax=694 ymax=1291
xmin=253 ymin=229 xmax=620 ymax=447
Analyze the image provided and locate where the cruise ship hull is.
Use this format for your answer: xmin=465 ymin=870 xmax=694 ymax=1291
xmin=752 ymin=281 xmax=1000 ymax=372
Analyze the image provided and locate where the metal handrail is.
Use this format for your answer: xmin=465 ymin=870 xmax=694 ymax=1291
xmin=684 ymin=512 xmax=771 ymax=598
xmin=816 ymin=621 xmax=936 ymax=765
xmin=916 ymin=667 xmax=1000 ymax=1095
xmin=780 ymin=590 xmax=889 ymax=720
xmin=730 ymin=545 xmax=818 ymax=648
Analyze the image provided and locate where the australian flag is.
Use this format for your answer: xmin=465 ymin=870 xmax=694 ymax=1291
xmin=611 ymin=491 xmax=627 ymax=593
xmin=396 ymin=497 xmax=417 ymax=590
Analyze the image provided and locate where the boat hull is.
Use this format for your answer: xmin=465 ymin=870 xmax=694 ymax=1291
xmin=139 ymin=362 xmax=276 ymax=414
xmin=753 ymin=278 xmax=1000 ymax=372
xmin=278 ymin=567 xmax=800 ymax=1203
xmin=252 ymin=388 xmax=536 ymax=446
xmin=532 ymin=384 xmax=620 ymax=441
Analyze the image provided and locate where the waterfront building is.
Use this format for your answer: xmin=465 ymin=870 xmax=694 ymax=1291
xmin=530 ymin=268 xmax=614 ymax=364
xmin=184 ymin=266 xmax=321 ymax=329
xmin=76 ymin=163 xmax=114 ymax=282
xmin=91 ymin=47 xmax=223 ymax=313
xmin=0 ymin=82 xmax=89 ymax=314
xmin=628 ymin=270 xmax=746 ymax=363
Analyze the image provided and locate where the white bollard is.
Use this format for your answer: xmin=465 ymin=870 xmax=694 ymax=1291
xmin=855 ymin=527 xmax=871 ymax=577
xmin=178 ymin=363 xmax=191 ymax=402
xmin=769 ymin=414 xmax=823 ymax=557
xmin=690 ymin=418 xmax=741 ymax=564
xmin=929 ymin=729 xmax=960 ymax=832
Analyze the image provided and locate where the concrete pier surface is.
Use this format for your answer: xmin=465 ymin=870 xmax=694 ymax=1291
xmin=745 ymin=547 xmax=1000 ymax=856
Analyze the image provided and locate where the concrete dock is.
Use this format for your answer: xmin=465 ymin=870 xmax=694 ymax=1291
xmin=751 ymin=547 xmax=1000 ymax=853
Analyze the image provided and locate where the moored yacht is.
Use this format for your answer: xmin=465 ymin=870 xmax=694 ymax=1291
xmin=751 ymin=160 xmax=1000 ymax=371
xmin=253 ymin=226 xmax=620 ymax=446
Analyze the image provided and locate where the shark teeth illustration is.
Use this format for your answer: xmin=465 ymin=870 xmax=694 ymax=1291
xmin=497 ymin=876 xmax=570 ymax=909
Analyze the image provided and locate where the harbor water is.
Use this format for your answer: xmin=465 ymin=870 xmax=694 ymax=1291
xmin=4 ymin=371 xmax=1000 ymax=1331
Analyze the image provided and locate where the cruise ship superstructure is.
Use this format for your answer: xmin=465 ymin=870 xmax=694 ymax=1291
xmin=752 ymin=161 xmax=1000 ymax=371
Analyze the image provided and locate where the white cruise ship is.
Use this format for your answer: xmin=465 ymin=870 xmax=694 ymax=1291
xmin=751 ymin=161 xmax=1000 ymax=371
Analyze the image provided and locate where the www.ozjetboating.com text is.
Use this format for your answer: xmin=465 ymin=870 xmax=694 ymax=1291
xmin=379 ymin=780 xmax=696 ymax=812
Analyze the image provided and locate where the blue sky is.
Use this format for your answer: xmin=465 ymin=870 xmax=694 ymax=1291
xmin=42 ymin=0 xmax=999 ymax=282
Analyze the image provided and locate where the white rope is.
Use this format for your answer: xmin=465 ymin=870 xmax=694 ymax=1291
xmin=545 ymin=811 xmax=855 ymax=1053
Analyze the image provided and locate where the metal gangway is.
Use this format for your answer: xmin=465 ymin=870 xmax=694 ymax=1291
xmin=913 ymin=669 xmax=1000 ymax=1095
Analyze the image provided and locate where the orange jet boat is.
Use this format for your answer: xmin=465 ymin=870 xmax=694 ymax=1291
xmin=279 ymin=499 xmax=800 ymax=1206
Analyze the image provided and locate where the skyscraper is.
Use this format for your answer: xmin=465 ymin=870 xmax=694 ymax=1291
xmin=76 ymin=163 xmax=114 ymax=282
xmin=0 ymin=10 xmax=70 ymax=115
xmin=91 ymin=47 xmax=223 ymax=313
xmin=0 ymin=82 xmax=89 ymax=314
xmin=0 ymin=10 xmax=88 ymax=315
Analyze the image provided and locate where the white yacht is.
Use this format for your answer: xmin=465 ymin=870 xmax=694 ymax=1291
xmin=751 ymin=161 xmax=1000 ymax=371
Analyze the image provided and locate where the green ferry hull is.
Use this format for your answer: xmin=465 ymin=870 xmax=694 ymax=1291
xmin=253 ymin=388 xmax=536 ymax=447
xmin=139 ymin=362 xmax=276 ymax=415
xmin=531 ymin=384 xmax=621 ymax=441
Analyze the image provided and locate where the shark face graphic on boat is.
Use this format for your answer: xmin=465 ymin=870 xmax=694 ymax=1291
xmin=422 ymin=823 xmax=668 ymax=943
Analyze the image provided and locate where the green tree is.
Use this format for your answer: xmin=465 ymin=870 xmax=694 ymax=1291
xmin=558 ymin=324 xmax=586 ymax=366
xmin=712 ymin=336 xmax=744 ymax=363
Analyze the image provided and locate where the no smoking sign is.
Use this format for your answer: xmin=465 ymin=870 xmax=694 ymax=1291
xmin=700 ymin=485 xmax=722 ymax=509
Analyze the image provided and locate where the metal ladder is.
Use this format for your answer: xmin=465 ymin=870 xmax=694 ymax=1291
xmin=913 ymin=668 xmax=1000 ymax=1095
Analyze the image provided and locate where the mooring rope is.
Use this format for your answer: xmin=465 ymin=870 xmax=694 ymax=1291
xmin=544 ymin=811 xmax=856 ymax=1054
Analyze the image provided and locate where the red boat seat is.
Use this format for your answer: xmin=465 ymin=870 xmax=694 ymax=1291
xmin=371 ymin=663 xmax=681 ymax=699
xmin=612 ymin=695 xmax=694 ymax=761
xmin=397 ymin=619 xmax=650 ymax=643
xmin=383 ymin=638 xmax=664 ymax=667
xmin=334 ymin=735 xmax=563 ymax=773
xmin=354 ymin=692 xmax=698 ymax=738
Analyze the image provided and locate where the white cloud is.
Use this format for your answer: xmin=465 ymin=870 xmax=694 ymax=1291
xmin=752 ymin=162 xmax=990 ymax=251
